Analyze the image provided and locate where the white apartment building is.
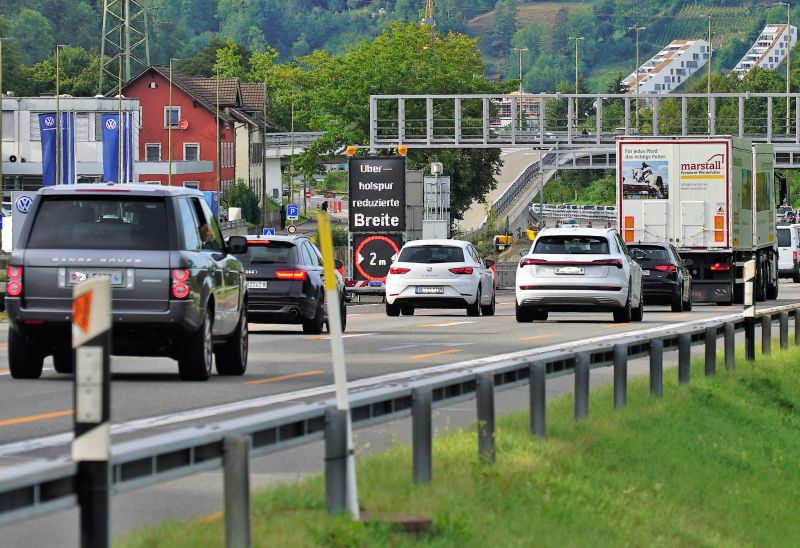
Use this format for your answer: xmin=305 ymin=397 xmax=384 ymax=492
xmin=0 ymin=95 xmax=140 ymax=195
xmin=733 ymin=24 xmax=797 ymax=78
xmin=622 ymin=39 xmax=710 ymax=95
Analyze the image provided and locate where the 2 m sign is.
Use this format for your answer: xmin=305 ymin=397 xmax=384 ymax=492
xmin=349 ymin=157 xmax=406 ymax=233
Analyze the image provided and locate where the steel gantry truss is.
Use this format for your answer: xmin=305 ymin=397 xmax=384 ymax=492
xmin=99 ymin=0 xmax=150 ymax=93
xmin=369 ymin=93 xmax=800 ymax=168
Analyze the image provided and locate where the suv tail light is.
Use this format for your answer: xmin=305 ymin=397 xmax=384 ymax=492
xmin=171 ymin=269 xmax=190 ymax=299
xmin=710 ymin=262 xmax=731 ymax=271
xmin=590 ymin=258 xmax=623 ymax=268
xmin=6 ymin=266 xmax=22 ymax=297
xmin=654 ymin=264 xmax=677 ymax=272
xmin=794 ymin=250 xmax=798 ymax=265
xmin=275 ymin=270 xmax=308 ymax=281
xmin=448 ymin=266 xmax=473 ymax=274
xmin=389 ymin=266 xmax=411 ymax=275
xmin=519 ymin=258 xmax=548 ymax=267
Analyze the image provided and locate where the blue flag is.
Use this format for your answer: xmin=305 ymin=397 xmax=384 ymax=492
xmin=102 ymin=112 xmax=134 ymax=183
xmin=39 ymin=112 xmax=76 ymax=185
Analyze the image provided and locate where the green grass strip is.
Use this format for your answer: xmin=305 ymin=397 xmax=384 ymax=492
xmin=117 ymin=346 xmax=800 ymax=547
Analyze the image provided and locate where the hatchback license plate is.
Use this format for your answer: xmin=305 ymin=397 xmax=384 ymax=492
xmin=416 ymin=286 xmax=444 ymax=294
xmin=554 ymin=267 xmax=584 ymax=275
xmin=642 ymin=270 xmax=651 ymax=276
xmin=247 ymin=281 xmax=268 ymax=289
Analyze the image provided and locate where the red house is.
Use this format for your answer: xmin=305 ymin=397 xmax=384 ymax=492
xmin=124 ymin=66 xmax=265 ymax=194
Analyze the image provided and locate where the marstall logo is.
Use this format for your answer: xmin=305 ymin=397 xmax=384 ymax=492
xmin=680 ymin=153 xmax=725 ymax=172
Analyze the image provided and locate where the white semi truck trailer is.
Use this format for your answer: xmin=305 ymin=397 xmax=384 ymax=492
xmin=617 ymin=137 xmax=778 ymax=304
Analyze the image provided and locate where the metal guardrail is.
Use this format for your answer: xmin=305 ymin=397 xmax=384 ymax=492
xmin=2 ymin=302 xmax=798 ymax=535
xmin=219 ymin=219 xmax=247 ymax=231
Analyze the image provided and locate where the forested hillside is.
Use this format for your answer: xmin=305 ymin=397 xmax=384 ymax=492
xmin=0 ymin=1 xmax=796 ymax=97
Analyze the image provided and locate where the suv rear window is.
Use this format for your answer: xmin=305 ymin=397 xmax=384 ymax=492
xmin=777 ymin=228 xmax=791 ymax=247
xmin=26 ymin=196 xmax=168 ymax=250
xmin=534 ymin=235 xmax=610 ymax=255
xmin=398 ymin=245 xmax=464 ymax=263
xmin=629 ymin=246 xmax=669 ymax=260
xmin=238 ymin=240 xmax=295 ymax=264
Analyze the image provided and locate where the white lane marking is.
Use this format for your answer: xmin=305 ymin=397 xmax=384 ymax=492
xmin=0 ymin=306 xmax=773 ymax=457
xmin=380 ymin=342 xmax=475 ymax=351
xmin=417 ymin=321 xmax=475 ymax=328
xmin=305 ymin=333 xmax=378 ymax=340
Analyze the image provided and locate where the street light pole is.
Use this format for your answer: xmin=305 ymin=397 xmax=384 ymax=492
xmin=568 ymin=36 xmax=584 ymax=132
xmin=216 ymin=67 xmax=220 ymax=192
xmin=512 ymin=47 xmax=528 ymax=93
xmin=628 ymin=27 xmax=646 ymax=133
xmin=0 ymin=38 xmax=6 ymax=201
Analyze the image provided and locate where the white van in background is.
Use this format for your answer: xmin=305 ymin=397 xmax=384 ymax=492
xmin=777 ymin=224 xmax=800 ymax=283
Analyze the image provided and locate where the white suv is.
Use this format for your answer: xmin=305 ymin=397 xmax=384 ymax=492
xmin=515 ymin=227 xmax=644 ymax=323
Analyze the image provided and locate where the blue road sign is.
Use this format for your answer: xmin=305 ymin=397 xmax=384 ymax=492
xmin=287 ymin=203 xmax=299 ymax=220
xmin=262 ymin=227 xmax=276 ymax=235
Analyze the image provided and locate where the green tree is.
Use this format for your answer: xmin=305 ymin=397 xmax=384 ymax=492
xmin=224 ymin=179 xmax=261 ymax=225
xmin=12 ymin=8 xmax=54 ymax=65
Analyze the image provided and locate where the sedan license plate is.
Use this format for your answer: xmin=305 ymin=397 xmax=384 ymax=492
xmin=554 ymin=266 xmax=585 ymax=275
xmin=642 ymin=270 xmax=651 ymax=276
xmin=247 ymin=280 xmax=268 ymax=289
xmin=416 ymin=286 xmax=444 ymax=295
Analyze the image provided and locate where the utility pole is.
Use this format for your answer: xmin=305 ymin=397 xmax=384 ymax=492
xmin=216 ymin=67 xmax=220 ymax=192
xmin=0 ymin=37 xmax=7 ymax=203
xmin=568 ymin=37 xmax=584 ymax=132
xmin=513 ymin=47 xmax=528 ymax=93
xmin=56 ymin=45 xmax=65 ymax=185
xmin=628 ymin=26 xmax=646 ymax=133
xmin=706 ymin=15 xmax=713 ymax=131
xmin=99 ymin=0 xmax=150 ymax=93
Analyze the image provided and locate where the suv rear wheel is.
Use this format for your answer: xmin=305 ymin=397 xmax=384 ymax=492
xmin=53 ymin=351 xmax=74 ymax=374
xmin=613 ymin=290 xmax=633 ymax=323
xmin=179 ymin=310 xmax=213 ymax=381
xmin=216 ymin=308 xmax=248 ymax=376
xmin=386 ymin=302 xmax=400 ymax=317
xmin=9 ymin=328 xmax=44 ymax=379
xmin=515 ymin=302 xmax=534 ymax=323
xmin=302 ymin=298 xmax=325 ymax=334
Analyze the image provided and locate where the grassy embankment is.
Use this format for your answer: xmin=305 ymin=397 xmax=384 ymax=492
xmin=118 ymin=346 xmax=800 ymax=547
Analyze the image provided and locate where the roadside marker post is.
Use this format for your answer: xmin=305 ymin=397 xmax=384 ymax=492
xmin=71 ymin=277 xmax=112 ymax=548
xmin=317 ymin=211 xmax=359 ymax=519
xmin=744 ymin=259 xmax=756 ymax=361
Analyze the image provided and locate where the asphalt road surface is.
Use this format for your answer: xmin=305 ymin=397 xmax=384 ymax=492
xmin=2 ymin=282 xmax=799 ymax=545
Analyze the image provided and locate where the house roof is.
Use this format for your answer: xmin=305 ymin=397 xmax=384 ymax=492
xmin=124 ymin=65 xmax=274 ymax=127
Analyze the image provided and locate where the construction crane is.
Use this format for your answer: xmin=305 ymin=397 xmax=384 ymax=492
xmin=421 ymin=0 xmax=435 ymax=26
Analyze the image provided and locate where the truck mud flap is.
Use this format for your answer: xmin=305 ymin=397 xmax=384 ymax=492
xmin=691 ymin=281 xmax=731 ymax=303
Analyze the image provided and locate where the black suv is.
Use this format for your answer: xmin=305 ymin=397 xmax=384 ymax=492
xmin=234 ymin=235 xmax=346 ymax=333
xmin=6 ymin=184 xmax=249 ymax=381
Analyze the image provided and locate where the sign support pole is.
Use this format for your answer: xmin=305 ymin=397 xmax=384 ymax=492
xmin=744 ymin=258 xmax=756 ymax=361
xmin=72 ymin=278 xmax=112 ymax=548
xmin=318 ymin=211 xmax=359 ymax=519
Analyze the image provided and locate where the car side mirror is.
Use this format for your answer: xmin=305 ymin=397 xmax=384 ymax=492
xmin=227 ymin=235 xmax=248 ymax=255
xmin=520 ymin=251 xmax=526 ymax=257
xmin=683 ymin=258 xmax=694 ymax=267
xmin=335 ymin=259 xmax=344 ymax=270
xmin=484 ymin=259 xmax=496 ymax=269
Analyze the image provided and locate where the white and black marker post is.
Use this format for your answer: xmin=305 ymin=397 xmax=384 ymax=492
xmin=71 ymin=277 xmax=112 ymax=548
xmin=318 ymin=211 xmax=359 ymax=519
xmin=744 ymin=258 xmax=756 ymax=361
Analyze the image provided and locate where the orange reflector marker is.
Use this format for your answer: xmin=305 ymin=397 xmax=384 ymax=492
xmin=397 ymin=144 xmax=408 ymax=156
xmin=72 ymin=291 xmax=93 ymax=333
xmin=345 ymin=145 xmax=357 ymax=156
xmin=624 ymin=216 xmax=635 ymax=243
xmin=714 ymin=215 xmax=725 ymax=242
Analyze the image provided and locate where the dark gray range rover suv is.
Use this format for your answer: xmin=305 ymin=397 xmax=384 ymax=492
xmin=6 ymin=184 xmax=249 ymax=381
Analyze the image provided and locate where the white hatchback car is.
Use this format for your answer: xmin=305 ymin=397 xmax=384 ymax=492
xmin=385 ymin=239 xmax=496 ymax=316
xmin=515 ymin=227 xmax=644 ymax=323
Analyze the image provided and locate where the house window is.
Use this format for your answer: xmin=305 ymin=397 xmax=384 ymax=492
xmin=183 ymin=181 xmax=200 ymax=190
xmin=164 ymin=106 xmax=181 ymax=128
xmin=145 ymin=143 xmax=161 ymax=162
xmin=143 ymin=180 xmax=163 ymax=185
xmin=184 ymin=143 xmax=200 ymax=161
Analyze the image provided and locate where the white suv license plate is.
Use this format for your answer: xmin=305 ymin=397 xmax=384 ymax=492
xmin=416 ymin=286 xmax=444 ymax=295
xmin=247 ymin=281 xmax=268 ymax=289
xmin=554 ymin=267 xmax=585 ymax=275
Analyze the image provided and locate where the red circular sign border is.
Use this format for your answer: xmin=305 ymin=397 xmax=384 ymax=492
xmin=354 ymin=235 xmax=401 ymax=282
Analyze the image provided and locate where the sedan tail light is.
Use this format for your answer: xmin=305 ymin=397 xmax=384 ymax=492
xmin=519 ymin=258 xmax=548 ymax=267
xmin=6 ymin=266 xmax=22 ymax=297
xmin=448 ymin=266 xmax=474 ymax=274
xmin=275 ymin=269 xmax=309 ymax=281
xmin=654 ymin=264 xmax=677 ymax=272
xmin=389 ymin=266 xmax=411 ymax=275
xmin=171 ymin=268 xmax=190 ymax=299
xmin=710 ymin=262 xmax=731 ymax=271
xmin=794 ymin=250 xmax=798 ymax=265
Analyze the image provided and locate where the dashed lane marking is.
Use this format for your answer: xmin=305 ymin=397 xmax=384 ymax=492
xmin=0 ymin=410 xmax=74 ymax=428
xmin=244 ymin=370 xmax=323 ymax=385
xmin=409 ymin=348 xmax=464 ymax=360
xmin=417 ymin=321 xmax=475 ymax=328
xmin=520 ymin=334 xmax=558 ymax=341
xmin=304 ymin=332 xmax=377 ymax=340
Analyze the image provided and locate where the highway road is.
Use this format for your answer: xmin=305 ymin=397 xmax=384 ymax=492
xmin=2 ymin=282 xmax=799 ymax=544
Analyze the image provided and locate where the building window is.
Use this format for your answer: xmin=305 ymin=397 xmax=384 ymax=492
xmin=143 ymin=180 xmax=162 ymax=185
xmin=184 ymin=181 xmax=200 ymax=190
xmin=164 ymin=106 xmax=181 ymax=128
xmin=145 ymin=143 xmax=161 ymax=162
xmin=184 ymin=143 xmax=200 ymax=161
xmin=1 ymin=112 xmax=13 ymax=140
